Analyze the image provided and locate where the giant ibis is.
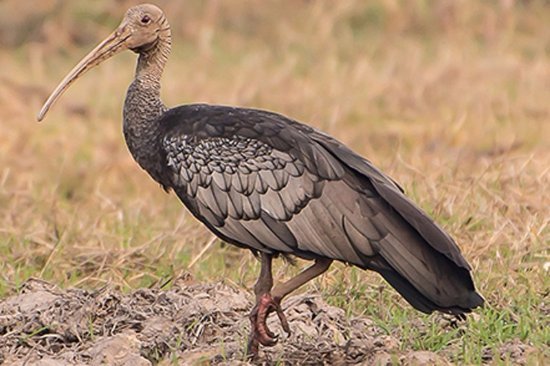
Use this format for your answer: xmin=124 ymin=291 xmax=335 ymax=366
xmin=38 ymin=4 xmax=484 ymax=357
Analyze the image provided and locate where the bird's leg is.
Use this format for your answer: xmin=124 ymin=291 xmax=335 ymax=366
xmin=247 ymin=252 xmax=275 ymax=356
xmin=271 ymin=258 xmax=333 ymax=330
xmin=247 ymin=256 xmax=333 ymax=358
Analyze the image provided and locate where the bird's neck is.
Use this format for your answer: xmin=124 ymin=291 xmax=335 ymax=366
xmin=125 ymin=31 xmax=172 ymax=112
xmin=124 ymin=38 xmax=171 ymax=122
xmin=134 ymin=33 xmax=171 ymax=90
xmin=123 ymin=33 xmax=171 ymax=182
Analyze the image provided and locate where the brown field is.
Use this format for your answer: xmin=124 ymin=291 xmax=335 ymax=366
xmin=0 ymin=0 xmax=548 ymax=364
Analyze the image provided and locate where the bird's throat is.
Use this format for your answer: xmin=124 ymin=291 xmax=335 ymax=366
xmin=134 ymin=37 xmax=170 ymax=86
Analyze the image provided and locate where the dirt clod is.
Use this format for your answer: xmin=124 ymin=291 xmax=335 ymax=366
xmin=402 ymin=351 xmax=450 ymax=366
xmin=1 ymin=278 xmax=428 ymax=365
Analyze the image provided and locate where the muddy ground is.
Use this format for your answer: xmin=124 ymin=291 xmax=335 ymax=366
xmin=0 ymin=279 xmax=535 ymax=365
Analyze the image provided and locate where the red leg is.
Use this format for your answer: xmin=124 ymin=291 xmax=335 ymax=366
xmin=247 ymin=253 xmax=275 ymax=357
xmin=246 ymin=255 xmax=333 ymax=358
xmin=271 ymin=258 xmax=332 ymax=302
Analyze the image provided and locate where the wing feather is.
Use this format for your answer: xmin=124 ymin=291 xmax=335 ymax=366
xmin=227 ymin=187 xmax=244 ymax=219
xmin=240 ymin=219 xmax=293 ymax=252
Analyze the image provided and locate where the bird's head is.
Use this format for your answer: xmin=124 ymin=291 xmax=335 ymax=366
xmin=37 ymin=4 xmax=170 ymax=121
xmin=120 ymin=4 xmax=169 ymax=53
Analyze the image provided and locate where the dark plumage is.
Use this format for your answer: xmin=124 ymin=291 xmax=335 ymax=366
xmin=159 ymin=104 xmax=482 ymax=314
xmin=37 ymin=4 xmax=484 ymax=358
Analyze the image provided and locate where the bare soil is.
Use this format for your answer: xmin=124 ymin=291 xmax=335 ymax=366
xmin=0 ymin=279 xmax=535 ymax=365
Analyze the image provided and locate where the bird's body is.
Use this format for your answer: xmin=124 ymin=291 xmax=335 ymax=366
xmin=38 ymin=3 xmax=483 ymax=358
xmin=128 ymin=101 xmax=481 ymax=315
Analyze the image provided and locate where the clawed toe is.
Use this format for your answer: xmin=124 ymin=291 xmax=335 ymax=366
xmin=274 ymin=302 xmax=291 ymax=335
xmin=247 ymin=293 xmax=290 ymax=356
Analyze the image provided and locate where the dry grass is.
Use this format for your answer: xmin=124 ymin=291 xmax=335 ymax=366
xmin=0 ymin=0 xmax=549 ymax=364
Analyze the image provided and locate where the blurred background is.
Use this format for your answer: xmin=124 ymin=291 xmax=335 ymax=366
xmin=0 ymin=0 xmax=548 ymax=362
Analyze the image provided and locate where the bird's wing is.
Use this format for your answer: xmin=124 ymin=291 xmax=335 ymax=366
xmin=160 ymin=105 xmax=402 ymax=267
xmin=158 ymin=104 xmax=469 ymax=265
xmin=160 ymin=104 xmax=351 ymax=257
xmin=159 ymin=104 xmax=482 ymax=313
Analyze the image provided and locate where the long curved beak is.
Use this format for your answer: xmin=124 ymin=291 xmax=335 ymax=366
xmin=37 ymin=27 xmax=131 ymax=122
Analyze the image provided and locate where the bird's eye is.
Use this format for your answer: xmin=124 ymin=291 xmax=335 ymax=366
xmin=141 ymin=15 xmax=151 ymax=24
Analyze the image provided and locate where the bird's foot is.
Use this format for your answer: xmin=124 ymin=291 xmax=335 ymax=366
xmin=246 ymin=293 xmax=291 ymax=357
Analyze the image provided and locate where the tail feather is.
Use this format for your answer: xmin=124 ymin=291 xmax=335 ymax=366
xmin=366 ymin=256 xmax=484 ymax=317
xmin=360 ymin=181 xmax=484 ymax=314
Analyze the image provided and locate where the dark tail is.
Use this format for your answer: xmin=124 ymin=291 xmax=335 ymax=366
xmin=367 ymin=255 xmax=484 ymax=318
